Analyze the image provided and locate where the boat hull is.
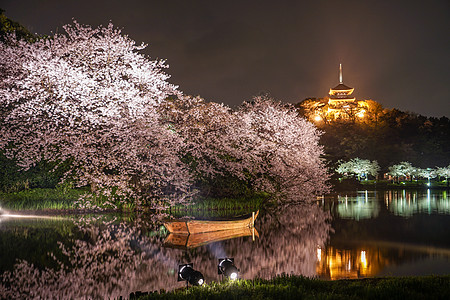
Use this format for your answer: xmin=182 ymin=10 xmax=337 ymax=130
xmin=163 ymin=227 xmax=259 ymax=249
xmin=163 ymin=210 xmax=259 ymax=234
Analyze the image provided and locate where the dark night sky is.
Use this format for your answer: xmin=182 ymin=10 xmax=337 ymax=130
xmin=2 ymin=0 xmax=449 ymax=117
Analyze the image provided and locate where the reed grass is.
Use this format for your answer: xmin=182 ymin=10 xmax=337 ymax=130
xmin=0 ymin=188 xmax=86 ymax=210
xmin=0 ymin=188 xmax=268 ymax=214
xmin=166 ymin=194 xmax=267 ymax=218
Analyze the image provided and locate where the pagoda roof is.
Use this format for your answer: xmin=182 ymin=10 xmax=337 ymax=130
xmin=331 ymin=83 xmax=353 ymax=91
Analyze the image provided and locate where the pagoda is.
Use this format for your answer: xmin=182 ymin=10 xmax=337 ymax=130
xmin=328 ymin=64 xmax=356 ymax=106
xmin=299 ymin=64 xmax=368 ymax=123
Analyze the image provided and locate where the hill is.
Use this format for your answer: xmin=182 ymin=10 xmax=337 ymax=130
xmin=297 ymin=98 xmax=450 ymax=172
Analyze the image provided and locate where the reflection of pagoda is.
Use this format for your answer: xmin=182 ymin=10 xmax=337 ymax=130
xmin=316 ymin=246 xmax=389 ymax=280
xmin=328 ymin=64 xmax=356 ymax=106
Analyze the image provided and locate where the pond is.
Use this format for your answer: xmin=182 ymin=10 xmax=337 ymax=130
xmin=1 ymin=189 xmax=449 ymax=298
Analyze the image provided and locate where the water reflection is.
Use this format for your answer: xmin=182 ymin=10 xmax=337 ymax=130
xmin=316 ymin=247 xmax=387 ymax=279
xmin=334 ymin=190 xmax=450 ymax=219
xmin=1 ymin=189 xmax=449 ymax=298
xmin=336 ymin=191 xmax=380 ymax=220
xmin=323 ymin=189 xmax=450 ymax=280
xmin=237 ymin=203 xmax=331 ymax=279
xmin=164 ymin=227 xmax=259 ymax=249
xmin=0 ymin=214 xmax=174 ymax=299
xmin=0 ymin=202 xmax=331 ymax=299
xmin=385 ymin=189 xmax=450 ymax=217
xmin=316 ymin=243 xmax=450 ymax=280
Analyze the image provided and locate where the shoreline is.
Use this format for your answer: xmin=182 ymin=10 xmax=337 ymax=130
xmin=0 ymin=207 xmax=123 ymax=216
xmin=1 ymin=185 xmax=448 ymax=214
xmin=134 ymin=275 xmax=450 ymax=299
xmin=332 ymin=181 xmax=450 ymax=192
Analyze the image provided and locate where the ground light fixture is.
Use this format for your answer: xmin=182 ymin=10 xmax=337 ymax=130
xmin=178 ymin=263 xmax=204 ymax=286
xmin=218 ymin=258 xmax=239 ymax=280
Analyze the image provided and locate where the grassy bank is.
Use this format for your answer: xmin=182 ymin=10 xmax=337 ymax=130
xmin=0 ymin=188 xmax=266 ymax=213
xmin=0 ymin=188 xmax=86 ymax=210
xmin=135 ymin=275 xmax=450 ymax=300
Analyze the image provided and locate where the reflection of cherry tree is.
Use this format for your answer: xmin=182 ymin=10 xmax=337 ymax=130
xmin=1 ymin=215 xmax=185 ymax=299
xmin=1 ymin=202 xmax=330 ymax=298
xmin=235 ymin=203 xmax=331 ymax=278
xmin=170 ymin=203 xmax=331 ymax=281
xmin=156 ymin=202 xmax=331 ymax=281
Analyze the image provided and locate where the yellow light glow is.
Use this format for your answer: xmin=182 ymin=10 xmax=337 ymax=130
xmin=314 ymin=115 xmax=322 ymax=122
xmin=357 ymin=109 xmax=365 ymax=118
xmin=360 ymin=250 xmax=367 ymax=269
xmin=317 ymin=248 xmax=322 ymax=262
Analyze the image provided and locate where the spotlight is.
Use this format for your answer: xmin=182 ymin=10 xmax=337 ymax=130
xmin=218 ymin=258 xmax=239 ymax=280
xmin=178 ymin=263 xmax=204 ymax=286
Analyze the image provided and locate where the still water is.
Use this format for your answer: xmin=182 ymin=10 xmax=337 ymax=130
xmin=1 ymin=189 xmax=449 ymax=298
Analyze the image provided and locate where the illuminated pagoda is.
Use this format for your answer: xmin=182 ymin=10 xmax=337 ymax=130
xmin=298 ymin=64 xmax=369 ymax=123
xmin=328 ymin=64 xmax=356 ymax=106
xmin=320 ymin=64 xmax=366 ymax=121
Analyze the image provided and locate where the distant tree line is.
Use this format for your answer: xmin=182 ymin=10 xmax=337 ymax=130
xmin=0 ymin=9 xmax=35 ymax=42
xmin=335 ymin=157 xmax=450 ymax=186
xmin=297 ymin=98 xmax=450 ymax=173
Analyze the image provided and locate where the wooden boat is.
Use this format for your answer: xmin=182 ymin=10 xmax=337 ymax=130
xmin=164 ymin=226 xmax=259 ymax=249
xmin=163 ymin=210 xmax=259 ymax=234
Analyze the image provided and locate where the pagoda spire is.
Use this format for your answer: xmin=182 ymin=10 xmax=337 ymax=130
xmin=329 ymin=63 xmax=354 ymax=99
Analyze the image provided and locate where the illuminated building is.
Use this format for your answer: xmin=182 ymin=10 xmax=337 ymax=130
xmin=328 ymin=64 xmax=356 ymax=106
xmin=299 ymin=64 xmax=370 ymax=123
xmin=325 ymin=64 xmax=367 ymax=121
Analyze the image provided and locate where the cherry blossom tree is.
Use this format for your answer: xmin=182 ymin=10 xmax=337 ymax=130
xmin=336 ymin=158 xmax=380 ymax=181
xmin=236 ymin=96 xmax=329 ymax=204
xmin=160 ymin=95 xmax=329 ymax=204
xmin=158 ymin=95 xmax=260 ymax=195
xmin=0 ymin=22 xmax=191 ymax=208
xmin=1 ymin=21 xmax=328 ymax=208
xmin=388 ymin=161 xmax=416 ymax=182
xmin=436 ymin=165 xmax=450 ymax=187
xmin=415 ymin=168 xmax=437 ymax=185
